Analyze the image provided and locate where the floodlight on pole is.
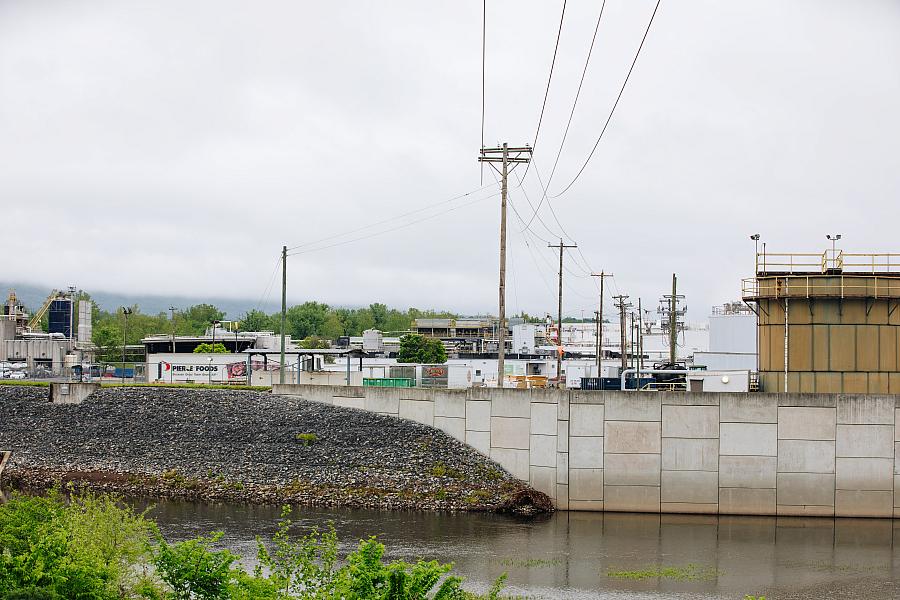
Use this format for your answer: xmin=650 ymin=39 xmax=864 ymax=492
xmin=750 ymin=234 xmax=761 ymax=273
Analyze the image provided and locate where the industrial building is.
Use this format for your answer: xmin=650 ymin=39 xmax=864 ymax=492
xmin=1 ymin=289 xmax=91 ymax=377
xmin=743 ymin=249 xmax=900 ymax=393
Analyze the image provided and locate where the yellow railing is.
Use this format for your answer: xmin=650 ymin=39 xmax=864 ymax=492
xmin=755 ymin=251 xmax=900 ymax=275
xmin=742 ymin=274 xmax=900 ymax=300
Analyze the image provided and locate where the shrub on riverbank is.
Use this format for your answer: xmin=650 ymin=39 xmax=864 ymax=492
xmin=0 ymin=491 xmax=506 ymax=599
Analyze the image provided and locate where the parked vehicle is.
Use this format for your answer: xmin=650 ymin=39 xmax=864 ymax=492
xmin=8 ymin=371 xmax=27 ymax=380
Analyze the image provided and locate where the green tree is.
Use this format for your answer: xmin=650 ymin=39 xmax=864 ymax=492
xmin=193 ymin=343 xmax=228 ymax=354
xmin=299 ymin=336 xmax=330 ymax=350
xmin=239 ymin=309 xmax=272 ymax=332
xmin=181 ymin=304 xmax=226 ymax=333
xmin=285 ymin=302 xmax=329 ymax=340
xmin=397 ymin=335 xmax=447 ymax=364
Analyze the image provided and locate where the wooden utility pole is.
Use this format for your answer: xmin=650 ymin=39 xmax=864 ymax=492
xmin=658 ymin=273 xmax=685 ymax=366
xmin=669 ymin=274 xmax=676 ymax=364
xmin=613 ymin=295 xmax=631 ymax=372
xmin=478 ymin=144 xmax=531 ymax=387
xmin=279 ymin=245 xmax=287 ymax=384
xmin=591 ymin=272 xmax=613 ymax=371
xmin=548 ymin=239 xmax=577 ymax=388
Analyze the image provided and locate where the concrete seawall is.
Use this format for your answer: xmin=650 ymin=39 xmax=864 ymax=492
xmin=274 ymin=384 xmax=900 ymax=518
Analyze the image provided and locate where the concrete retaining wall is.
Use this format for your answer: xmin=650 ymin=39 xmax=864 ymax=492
xmin=273 ymin=384 xmax=900 ymax=517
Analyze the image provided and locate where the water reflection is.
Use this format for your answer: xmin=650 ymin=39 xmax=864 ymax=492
xmin=142 ymin=501 xmax=900 ymax=599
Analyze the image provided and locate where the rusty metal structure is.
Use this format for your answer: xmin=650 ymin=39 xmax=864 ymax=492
xmin=742 ymin=250 xmax=900 ymax=393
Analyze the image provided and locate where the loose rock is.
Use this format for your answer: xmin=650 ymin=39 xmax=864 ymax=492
xmin=0 ymin=386 xmax=550 ymax=514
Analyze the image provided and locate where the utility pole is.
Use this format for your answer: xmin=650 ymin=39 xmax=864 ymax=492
xmin=280 ymin=245 xmax=287 ymax=384
xmin=478 ymin=143 xmax=531 ymax=388
xmin=169 ymin=306 xmax=177 ymax=354
xmin=548 ymin=239 xmax=577 ymax=388
xmin=659 ymin=273 xmax=686 ymax=365
xmin=669 ymin=275 xmax=676 ymax=364
xmin=613 ymin=295 xmax=631 ymax=373
xmin=637 ymin=298 xmax=643 ymax=373
xmin=591 ymin=272 xmax=613 ymax=371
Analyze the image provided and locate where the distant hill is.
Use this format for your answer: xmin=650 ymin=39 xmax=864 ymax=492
xmin=0 ymin=282 xmax=280 ymax=320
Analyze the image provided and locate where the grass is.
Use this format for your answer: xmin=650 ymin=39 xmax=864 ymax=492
xmin=606 ymin=563 xmax=721 ymax=582
xmin=295 ymin=432 xmax=318 ymax=446
xmin=0 ymin=380 xmax=50 ymax=387
xmin=499 ymin=557 xmax=562 ymax=568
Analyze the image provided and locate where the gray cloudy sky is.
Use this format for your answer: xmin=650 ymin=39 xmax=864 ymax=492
xmin=2 ymin=0 xmax=898 ymax=318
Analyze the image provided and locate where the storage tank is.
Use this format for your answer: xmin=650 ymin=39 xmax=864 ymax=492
xmin=48 ymin=298 xmax=73 ymax=338
xmin=743 ymin=250 xmax=900 ymax=393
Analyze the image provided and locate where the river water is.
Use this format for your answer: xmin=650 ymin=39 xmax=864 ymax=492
xmin=142 ymin=500 xmax=900 ymax=599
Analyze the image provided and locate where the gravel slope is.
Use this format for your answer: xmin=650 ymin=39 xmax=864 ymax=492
xmin=0 ymin=385 xmax=549 ymax=513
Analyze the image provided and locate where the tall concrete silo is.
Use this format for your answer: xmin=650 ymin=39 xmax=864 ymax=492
xmin=742 ymin=250 xmax=900 ymax=393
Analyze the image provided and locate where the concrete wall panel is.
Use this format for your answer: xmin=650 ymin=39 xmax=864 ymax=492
xmin=570 ymin=404 xmax=604 ymax=436
xmin=662 ymin=438 xmax=718 ymax=472
xmin=465 ymin=430 xmax=490 ymax=456
xmin=530 ymin=402 xmax=558 ymax=436
xmin=399 ymin=399 xmax=434 ymax=426
xmin=777 ymin=407 xmax=836 ymax=440
xmin=569 ymin=436 xmax=604 ymax=469
xmin=490 ymin=416 xmax=530 ymax=450
xmin=720 ymin=456 xmax=776 ymax=488
xmin=662 ymin=405 xmax=718 ymax=438
xmin=720 ymin=423 xmax=777 ymax=456
xmin=835 ymin=490 xmax=893 ymax=518
xmin=837 ymin=396 xmax=894 ymax=425
xmin=489 ymin=447 xmax=529 ymax=481
xmin=661 ymin=470 xmax=718 ymax=504
xmin=434 ymin=416 xmax=465 ymax=442
xmin=836 ymin=424 xmax=893 ymax=458
xmin=719 ymin=488 xmax=776 ymax=515
xmin=777 ymin=472 xmax=836 ymax=507
xmin=777 ymin=440 xmax=835 ymax=473
xmin=569 ymin=468 xmax=603 ymax=501
xmin=605 ymin=421 xmax=661 ymax=454
xmin=604 ymin=485 xmax=660 ymax=513
xmin=605 ymin=396 xmax=660 ymax=421
xmin=529 ymin=434 xmax=557 ymax=468
xmin=605 ymin=453 xmax=660 ymax=486
xmin=465 ymin=401 xmax=491 ymax=432
xmin=720 ymin=394 xmax=777 ymax=423
xmin=835 ymin=457 xmax=893 ymax=491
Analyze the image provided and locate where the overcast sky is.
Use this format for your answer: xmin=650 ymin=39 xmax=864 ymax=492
xmin=2 ymin=0 xmax=898 ymax=319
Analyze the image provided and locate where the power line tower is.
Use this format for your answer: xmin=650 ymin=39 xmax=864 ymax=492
xmin=658 ymin=273 xmax=687 ymax=364
xmin=590 ymin=272 xmax=614 ymax=370
xmin=613 ymin=294 xmax=631 ymax=372
xmin=477 ymin=143 xmax=532 ymax=388
xmin=548 ymin=239 xmax=577 ymax=388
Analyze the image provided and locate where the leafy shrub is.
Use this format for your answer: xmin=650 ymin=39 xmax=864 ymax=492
xmin=0 ymin=494 xmax=507 ymax=599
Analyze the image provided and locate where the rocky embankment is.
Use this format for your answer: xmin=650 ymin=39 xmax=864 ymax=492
xmin=0 ymin=386 xmax=550 ymax=514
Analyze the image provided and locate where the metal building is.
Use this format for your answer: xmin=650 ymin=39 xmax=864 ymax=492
xmin=743 ymin=250 xmax=900 ymax=393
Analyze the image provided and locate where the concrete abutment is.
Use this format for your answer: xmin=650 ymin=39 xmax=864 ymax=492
xmin=273 ymin=384 xmax=900 ymax=517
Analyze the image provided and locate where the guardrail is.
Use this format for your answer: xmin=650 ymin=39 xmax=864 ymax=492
xmin=742 ymin=274 xmax=900 ymax=299
xmin=755 ymin=251 xmax=900 ymax=275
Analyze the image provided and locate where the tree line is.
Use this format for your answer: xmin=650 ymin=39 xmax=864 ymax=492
xmin=50 ymin=293 xmax=457 ymax=361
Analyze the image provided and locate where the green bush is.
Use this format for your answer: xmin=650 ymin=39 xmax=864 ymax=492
xmin=0 ymin=493 xmax=507 ymax=599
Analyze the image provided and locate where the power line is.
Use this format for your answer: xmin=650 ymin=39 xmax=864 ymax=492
xmin=551 ymin=0 xmax=664 ymax=197
xmin=286 ymin=183 xmax=497 ymax=252
xmin=480 ymin=0 xmax=486 ymax=184
xmin=528 ymin=0 xmax=567 ymax=157
xmin=523 ymin=0 xmax=608 ymax=231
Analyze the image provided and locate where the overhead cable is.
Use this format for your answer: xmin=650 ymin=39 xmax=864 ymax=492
xmin=551 ymin=0 xmax=663 ymax=197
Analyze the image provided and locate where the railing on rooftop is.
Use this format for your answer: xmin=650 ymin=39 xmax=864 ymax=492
xmin=755 ymin=251 xmax=900 ymax=276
